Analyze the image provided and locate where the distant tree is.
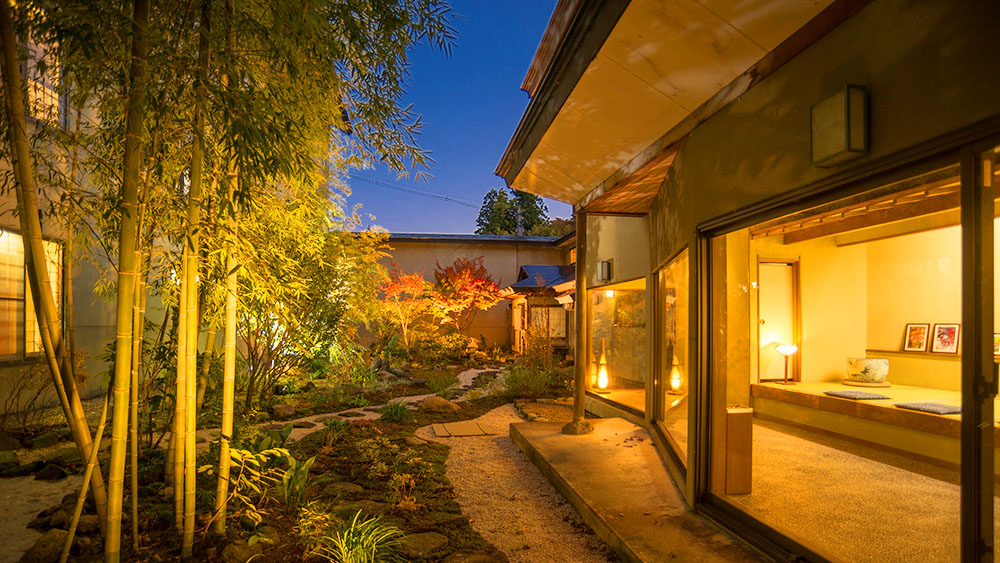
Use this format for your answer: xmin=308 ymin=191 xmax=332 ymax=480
xmin=475 ymin=187 xmax=549 ymax=235
xmin=528 ymin=217 xmax=574 ymax=237
xmin=431 ymin=256 xmax=502 ymax=333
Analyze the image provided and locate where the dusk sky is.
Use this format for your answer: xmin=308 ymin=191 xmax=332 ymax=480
xmin=344 ymin=0 xmax=573 ymax=234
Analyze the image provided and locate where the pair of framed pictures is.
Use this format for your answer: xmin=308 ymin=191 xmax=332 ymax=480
xmin=903 ymin=323 xmax=960 ymax=354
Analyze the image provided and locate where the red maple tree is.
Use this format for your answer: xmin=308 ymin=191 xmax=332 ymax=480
xmin=432 ymin=256 xmax=502 ymax=334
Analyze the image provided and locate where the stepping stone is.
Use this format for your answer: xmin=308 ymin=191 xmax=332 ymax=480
xmin=339 ymin=411 xmax=364 ymax=418
xmin=431 ymin=422 xmax=491 ymax=438
xmin=292 ymin=421 xmax=317 ymax=428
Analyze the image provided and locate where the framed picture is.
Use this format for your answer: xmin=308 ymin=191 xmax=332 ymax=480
xmin=931 ymin=323 xmax=960 ymax=354
xmin=903 ymin=323 xmax=930 ymax=352
xmin=993 ymin=334 xmax=1000 ymax=356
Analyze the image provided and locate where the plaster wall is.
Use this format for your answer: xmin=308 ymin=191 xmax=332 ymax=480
xmin=0 ymin=160 xmax=117 ymax=407
xmin=648 ymin=0 xmax=1000 ymax=266
xmin=584 ymin=215 xmax=649 ymax=287
xmin=384 ymin=240 xmax=566 ymax=347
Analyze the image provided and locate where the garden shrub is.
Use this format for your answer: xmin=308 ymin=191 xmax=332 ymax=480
xmin=426 ymin=370 xmax=459 ymax=395
xmin=410 ymin=331 xmax=472 ymax=364
xmin=379 ymin=400 xmax=413 ymax=423
xmin=503 ymin=364 xmax=554 ymax=398
xmin=504 ymin=326 xmax=558 ymax=398
xmin=299 ymin=505 xmax=404 ymax=563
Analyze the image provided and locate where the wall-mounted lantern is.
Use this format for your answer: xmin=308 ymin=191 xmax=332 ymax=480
xmin=810 ymin=85 xmax=869 ymax=167
xmin=597 ymin=260 xmax=612 ymax=283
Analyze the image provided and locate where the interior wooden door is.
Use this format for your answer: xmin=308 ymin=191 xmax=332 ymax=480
xmin=757 ymin=262 xmax=797 ymax=382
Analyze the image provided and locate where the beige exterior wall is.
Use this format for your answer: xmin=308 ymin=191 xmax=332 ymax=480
xmin=0 ymin=160 xmax=118 ymax=407
xmin=648 ymin=0 xmax=1000 ymax=266
xmin=584 ymin=215 xmax=649 ymax=287
xmin=384 ymin=239 xmax=567 ymax=347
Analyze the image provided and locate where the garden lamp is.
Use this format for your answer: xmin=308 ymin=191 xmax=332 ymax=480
xmin=776 ymin=343 xmax=798 ymax=385
xmin=596 ymin=338 xmax=610 ymax=392
xmin=669 ymin=361 xmax=682 ymax=394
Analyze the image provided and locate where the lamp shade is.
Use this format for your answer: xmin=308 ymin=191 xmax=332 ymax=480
xmin=811 ymin=85 xmax=869 ymax=167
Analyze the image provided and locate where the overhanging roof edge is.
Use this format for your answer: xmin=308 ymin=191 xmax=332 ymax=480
xmin=494 ymin=0 xmax=630 ymax=191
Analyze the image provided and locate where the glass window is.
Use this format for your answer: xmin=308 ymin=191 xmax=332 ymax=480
xmin=589 ymin=278 xmax=647 ymax=413
xmin=0 ymin=229 xmax=62 ymax=359
xmin=657 ymin=249 xmax=689 ymax=463
xmin=709 ymin=164 xmax=966 ymax=560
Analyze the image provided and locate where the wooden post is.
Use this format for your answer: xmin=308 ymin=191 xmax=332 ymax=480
xmin=563 ymin=210 xmax=593 ymax=435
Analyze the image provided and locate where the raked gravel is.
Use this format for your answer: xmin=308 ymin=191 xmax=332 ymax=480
xmin=417 ymin=404 xmax=619 ymax=563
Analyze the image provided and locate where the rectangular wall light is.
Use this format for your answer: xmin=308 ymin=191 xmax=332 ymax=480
xmin=810 ymin=85 xmax=869 ymax=167
xmin=596 ymin=260 xmax=611 ymax=283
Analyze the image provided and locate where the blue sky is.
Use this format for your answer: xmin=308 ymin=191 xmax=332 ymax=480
xmin=344 ymin=0 xmax=572 ymax=234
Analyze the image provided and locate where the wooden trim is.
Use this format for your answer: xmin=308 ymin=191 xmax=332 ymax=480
xmin=585 ymin=390 xmax=645 ymax=419
xmin=750 ymin=384 xmax=962 ymax=438
xmin=752 ymin=412 xmax=963 ymax=476
xmin=959 ymin=144 xmax=995 ymax=560
xmin=496 ymin=0 xmax=629 ymax=184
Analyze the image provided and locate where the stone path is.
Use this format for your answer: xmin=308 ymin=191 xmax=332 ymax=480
xmin=417 ymin=405 xmax=618 ymax=563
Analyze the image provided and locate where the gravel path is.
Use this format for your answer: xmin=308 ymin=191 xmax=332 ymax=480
xmin=416 ymin=404 xmax=618 ymax=563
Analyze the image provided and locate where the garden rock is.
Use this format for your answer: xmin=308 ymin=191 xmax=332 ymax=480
xmin=257 ymin=525 xmax=279 ymax=544
xmin=0 ymin=430 xmax=21 ymax=451
xmin=222 ymin=540 xmax=263 ymax=563
xmin=77 ymin=515 xmax=100 ymax=535
xmin=20 ymin=528 xmax=67 ymax=563
xmin=35 ymin=464 xmax=69 ymax=481
xmin=27 ymin=511 xmax=51 ymax=530
xmin=48 ymin=505 xmax=75 ymax=529
xmin=31 ymin=431 xmax=60 ymax=449
xmin=331 ymin=500 xmax=390 ymax=519
xmin=325 ymin=481 xmax=363 ymax=496
xmin=44 ymin=447 xmax=80 ymax=466
xmin=418 ymin=396 xmax=461 ymax=412
xmin=1 ymin=460 xmax=43 ymax=477
xmin=401 ymin=532 xmax=448 ymax=559
xmin=339 ymin=411 xmax=364 ymax=418
xmin=270 ymin=403 xmax=296 ymax=419
xmin=292 ymin=421 xmax=316 ymax=429
xmin=442 ymin=551 xmax=505 ymax=563
xmin=0 ymin=450 xmax=18 ymax=470
xmin=427 ymin=510 xmax=465 ymax=527
xmin=404 ymin=436 xmax=428 ymax=446
xmin=302 ymin=381 xmax=317 ymax=393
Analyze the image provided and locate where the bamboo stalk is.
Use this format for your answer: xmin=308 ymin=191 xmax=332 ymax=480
xmin=195 ymin=325 xmax=217 ymax=420
xmin=105 ymin=0 xmax=149 ymax=559
xmin=182 ymin=1 xmax=211 ymax=556
xmin=61 ymin=386 xmax=111 ymax=563
xmin=214 ymin=0 xmax=238 ymax=534
xmin=128 ymin=200 xmax=146 ymax=552
xmin=174 ymin=254 xmax=187 ymax=529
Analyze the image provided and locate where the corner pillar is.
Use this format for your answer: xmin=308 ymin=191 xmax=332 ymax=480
xmin=563 ymin=210 xmax=593 ymax=435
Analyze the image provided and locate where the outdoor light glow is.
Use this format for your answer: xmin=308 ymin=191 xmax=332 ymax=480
xmin=597 ymin=364 xmax=609 ymax=389
xmin=670 ymin=364 xmax=682 ymax=392
xmin=605 ymin=290 xmax=614 ymax=298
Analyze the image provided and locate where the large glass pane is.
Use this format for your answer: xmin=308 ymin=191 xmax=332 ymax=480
xmin=710 ymin=164 xmax=969 ymax=560
xmin=25 ymin=240 xmax=62 ymax=355
xmin=657 ymin=249 xmax=689 ymax=462
xmin=589 ymin=278 xmax=647 ymax=413
xmin=0 ymin=229 xmax=25 ymax=358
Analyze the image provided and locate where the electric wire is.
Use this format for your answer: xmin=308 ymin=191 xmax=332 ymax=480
xmin=349 ymin=173 xmax=478 ymax=208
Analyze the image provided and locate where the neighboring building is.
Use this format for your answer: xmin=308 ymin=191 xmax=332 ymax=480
xmin=498 ymin=0 xmax=1000 ymax=560
xmin=499 ymin=264 xmax=575 ymax=355
xmin=0 ymin=39 xmax=116 ymax=411
xmin=383 ymin=232 xmax=573 ymax=347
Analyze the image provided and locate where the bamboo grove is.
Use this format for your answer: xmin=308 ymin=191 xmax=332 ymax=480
xmin=0 ymin=0 xmax=454 ymax=560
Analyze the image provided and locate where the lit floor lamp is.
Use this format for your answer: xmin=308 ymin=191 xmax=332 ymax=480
xmin=776 ymin=343 xmax=798 ymax=385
